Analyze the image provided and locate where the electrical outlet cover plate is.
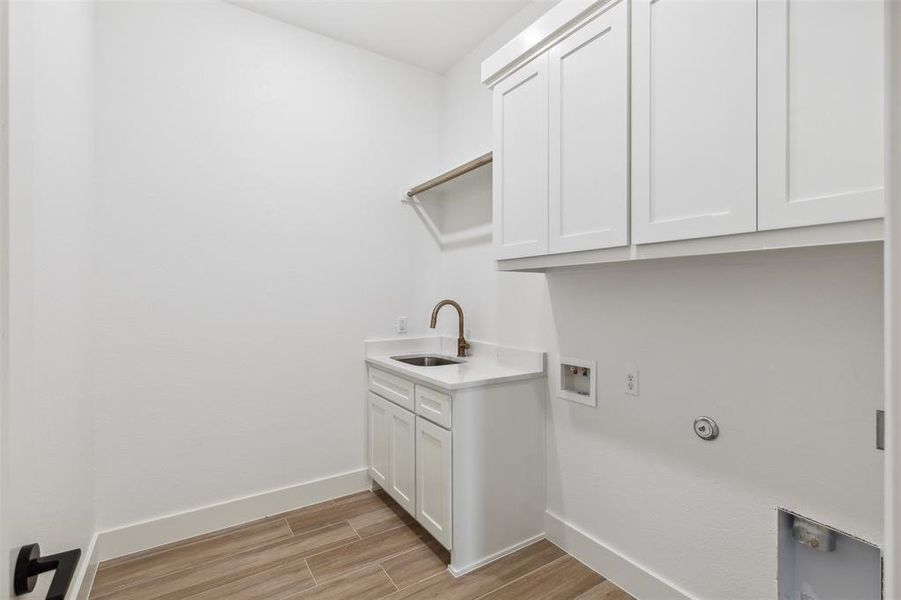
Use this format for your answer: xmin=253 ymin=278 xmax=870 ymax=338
xmin=625 ymin=367 xmax=639 ymax=396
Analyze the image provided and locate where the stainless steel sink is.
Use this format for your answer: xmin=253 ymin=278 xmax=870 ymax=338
xmin=391 ymin=354 xmax=463 ymax=367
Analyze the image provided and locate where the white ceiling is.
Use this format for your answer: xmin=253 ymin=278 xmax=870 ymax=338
xmin=229 ymin=0 xmax=534 ymax=73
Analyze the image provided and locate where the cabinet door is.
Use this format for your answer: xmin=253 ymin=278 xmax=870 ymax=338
xmin=415 ymin=416 xmax=452 ymax=549
xmin=548 ymin=0 xmax=629 ymax=254
xmin=493 ymin=54 xmax=549 ymax=259
xmin=387 ymin=403 xmax=416 ymax=515
xmin=758 ymin=0 xmax=884 ymax=230
xmin=368 ymin=392 xmax=390 ymax=489
xmin=631 ymin=0 xmax=757 ymax=244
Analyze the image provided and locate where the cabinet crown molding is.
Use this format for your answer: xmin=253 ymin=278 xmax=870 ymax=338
xmin=481 ymin=0 xmax=617 ymax=87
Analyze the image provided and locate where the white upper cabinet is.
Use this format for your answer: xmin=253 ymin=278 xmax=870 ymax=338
xmin=631 ymin=0 xmax=757 ymax=244
xmin=493 ymin=54 xmax=549 ymax=259
xmin=548 ymin=0 xmax=629 ymax=254
xmin=483 ymin=0 xmax=885 ymax=269
xmin=758 ymin=0 xmax=884 ymax=230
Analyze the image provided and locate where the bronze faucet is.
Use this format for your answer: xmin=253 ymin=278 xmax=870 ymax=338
xmin=430 ymin=299 xmax=470 ymax=358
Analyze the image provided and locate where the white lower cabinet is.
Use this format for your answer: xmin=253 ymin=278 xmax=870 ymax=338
xmin=367 ymin=391 xmax=416 ymax=515
xmin=368 ymin=376 xmax=453 ymax=550
xmin=415 ymin=416 xmax=453 ymax=550
xmin=367 ymin=392 xmax=391 ymax=490
xmin=367 ymin=364 xmax=545 ymax=573
xmin=387 ymin=402 xmax=416 ymax=515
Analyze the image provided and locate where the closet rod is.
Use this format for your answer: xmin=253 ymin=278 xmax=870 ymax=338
xmin=406 ymin=152 xmax=492 ymax=197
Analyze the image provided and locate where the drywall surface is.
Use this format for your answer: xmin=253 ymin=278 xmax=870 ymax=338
xmin=92 ymin=1 xmax=441 ymax=531
xmin=3 ymin=1 xmax=96 ymax=597
xmin=545 ymin=245 xmax=883 ymax=599
xmin=435 ymin=2 xmax=884 ymax=598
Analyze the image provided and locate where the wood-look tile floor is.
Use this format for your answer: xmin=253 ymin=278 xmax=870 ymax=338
xmin=91 ymin=490 xmax=634 ymax=600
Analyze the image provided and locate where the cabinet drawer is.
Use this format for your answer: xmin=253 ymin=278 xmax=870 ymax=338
xmin=415 ymin=386 xmax=452 ymax=429
xmin=368 ymin=368 xmax=415 ymax=412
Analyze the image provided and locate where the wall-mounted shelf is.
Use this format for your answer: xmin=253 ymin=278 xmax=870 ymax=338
xmin=403 ymin=152 xmax=493 ymax=249
xmin=405 ymin=152 xmax=492 ymax=199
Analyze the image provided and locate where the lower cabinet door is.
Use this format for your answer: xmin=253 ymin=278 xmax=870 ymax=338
xmin=387 ymin=402 xmax=416 ymax=515
xmin=416 ymin=416 xmax=452 ymax=549
xmin=368 ymin=392 xmax=390 ymax=489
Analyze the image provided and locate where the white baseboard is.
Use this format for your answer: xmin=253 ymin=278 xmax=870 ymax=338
xmin=71 ymin=533 xmax=99 ymax=600
xmin=95 ymin=468 xmax=370 ymax=563
xmin=448 ymin=532 xmax=547 ymax=577
xmin=545 ymin=511 xmax=695 ymax=600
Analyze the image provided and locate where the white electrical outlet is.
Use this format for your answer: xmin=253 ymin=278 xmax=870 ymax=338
xmin=396 ymin=316 xmax=407 ymax=334
xmin=624 ymin=367 xmax=639 ymax=396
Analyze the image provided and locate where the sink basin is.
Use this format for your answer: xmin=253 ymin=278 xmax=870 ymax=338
xmin=391 ymin=354 xmax=463 ymax=367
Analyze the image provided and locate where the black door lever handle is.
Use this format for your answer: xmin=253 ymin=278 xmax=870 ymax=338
xmin=14 ymin=543 xmax=82 ymax=600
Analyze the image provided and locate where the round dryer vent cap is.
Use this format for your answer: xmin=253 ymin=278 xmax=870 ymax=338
xmin=693 ymin=416 xmax=719 ymax=441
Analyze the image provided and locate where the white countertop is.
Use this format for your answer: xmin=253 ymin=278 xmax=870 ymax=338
xmin=364 ymin=336 xmax=546 ymax=391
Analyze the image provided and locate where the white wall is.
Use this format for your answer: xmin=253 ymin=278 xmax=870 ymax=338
xmin=545 ymin=245 xmax=883 ymax=599
xmin=92 ymin=0 xmax=441 ymax=531
xmin=2 ymin=1 xmax=96 ymax=597
xmin=435 ymin=4 xmax=884 ymax=599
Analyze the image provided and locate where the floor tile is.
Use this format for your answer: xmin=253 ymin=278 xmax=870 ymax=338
xmin=480 ymin=555 xmax=604 ymax=600
xmin=186 ymin=555 xmax=315 ymax=600
xmin=349 ymin=504 xmax=415 ymax=538
xmin=91 ymin=518 xmax=293 ymax=598
xmin=288 ymin=563 xmax=397 ymax=600
xmin=93 ymin=522 xmax=358 ymax=600
xmin=380 ymin=542 xmax=449 ymax=590
xmin=306 ymin=522 xmax=428 ymax=582
xmin=286 ymin=492 xmax=390 ymax=535
xmin=384 ymin=539 xmax=566 ymax=600
xmin=89 ymin=496 xmax=632 ymax=600
xmin=573 ymin=580 xmax=636 ymax=600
